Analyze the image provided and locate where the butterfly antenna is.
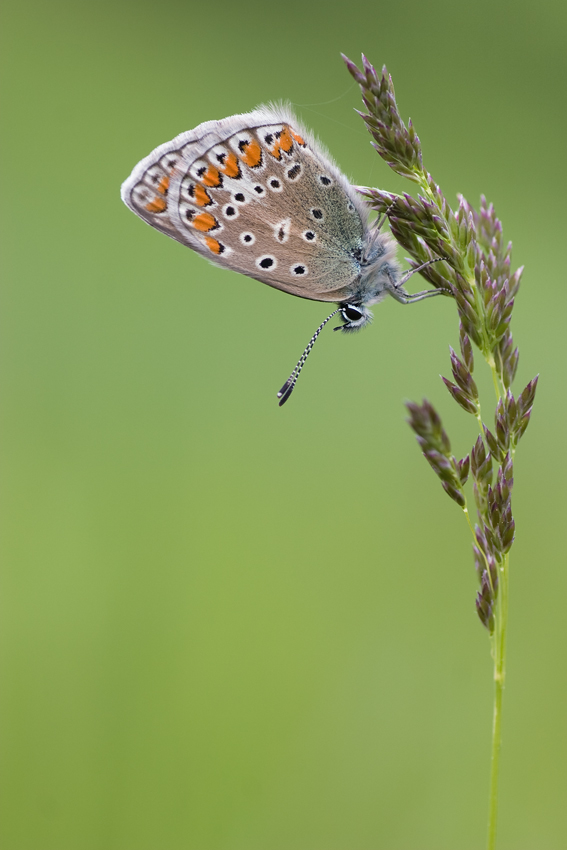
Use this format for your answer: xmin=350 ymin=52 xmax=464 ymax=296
xmin=277 ymin=308 xmax=341 ymax=406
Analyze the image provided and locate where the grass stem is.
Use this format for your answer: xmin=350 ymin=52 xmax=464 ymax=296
xmin=487 ymin=554 xmax=509 ymax=850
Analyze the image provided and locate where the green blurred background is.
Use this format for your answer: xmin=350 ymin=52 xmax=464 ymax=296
xmin=2 ymin=1 xmax=566 ymax=847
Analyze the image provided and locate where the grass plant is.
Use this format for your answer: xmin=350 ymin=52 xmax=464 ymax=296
xmin=343 ymin=53 xmax=538 ymax=850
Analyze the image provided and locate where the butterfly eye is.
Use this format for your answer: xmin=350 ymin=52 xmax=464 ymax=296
xmin=342 ymin=305 xmax=364 ymax=323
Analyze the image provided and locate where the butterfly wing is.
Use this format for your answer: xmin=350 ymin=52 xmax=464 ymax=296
xmin=121 ymin=106 xmax=370 ymax=303
xmin=121 ymin=121 xmax=232 ymax=242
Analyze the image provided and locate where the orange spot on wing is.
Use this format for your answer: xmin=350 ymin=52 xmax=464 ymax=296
xmin=220 ymin=151 xmax=240 ymax=178
xmin=201 ymin=166 xmax=222 ymax=188
xmin=145 ymin=197 xmax=167 ymax=213
xmin=239 ymin=138 xmax=262 ymax=168
xmin=204 ymin=236 xmax=223 ymax=254
xmin=290 ymin=129 xmax=306 ymax=146
xmin=267 ymin=138 xmax=282 ymax=160
xmin=157 ymin=176 xmax=169 ymax=194
xmin=193 ymin=184 xmax=212 ymax=206
xmin=279 ymin=127 xmax=294 ymax=153
xmin=192 ymin=212 xmax=218 ymax=232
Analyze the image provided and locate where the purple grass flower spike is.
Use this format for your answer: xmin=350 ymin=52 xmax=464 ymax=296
xmin=344 ymin=53 xmax=538 ymax=850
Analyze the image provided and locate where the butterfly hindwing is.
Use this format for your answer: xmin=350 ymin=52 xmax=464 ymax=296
xmin=121 ymin=106 xmax=371 ymax=302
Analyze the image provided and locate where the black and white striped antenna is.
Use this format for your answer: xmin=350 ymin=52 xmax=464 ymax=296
xmin=277 ymin=308 xmax=341 ymax=406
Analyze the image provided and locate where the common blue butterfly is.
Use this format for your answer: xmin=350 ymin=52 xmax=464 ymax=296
xmin=121 ymin=106 xmax=445 ymax=404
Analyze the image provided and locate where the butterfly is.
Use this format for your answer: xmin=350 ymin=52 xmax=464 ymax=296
xmin=121 ymin=105 xmax=445 ymax=405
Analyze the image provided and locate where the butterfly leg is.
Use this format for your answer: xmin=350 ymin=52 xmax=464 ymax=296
xmin=388 ymin=286 xmax=447 ymax=304
xmin=375 ymin=201 xmax=399 ymax=233
xmin=387 ymin=257 xmax=451 ymax=304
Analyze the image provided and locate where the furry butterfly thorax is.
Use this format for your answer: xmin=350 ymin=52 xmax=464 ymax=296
xmin=121 ymin=104 xmax=445 ymax=405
